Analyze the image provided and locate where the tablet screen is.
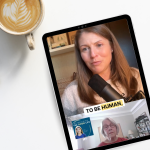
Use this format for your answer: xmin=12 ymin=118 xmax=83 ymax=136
xmin=42 ymin=15 xmax=150 ymax=150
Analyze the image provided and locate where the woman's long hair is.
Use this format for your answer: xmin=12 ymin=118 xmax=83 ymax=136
xmin=74 ymin=24 xmax=138 ymax=104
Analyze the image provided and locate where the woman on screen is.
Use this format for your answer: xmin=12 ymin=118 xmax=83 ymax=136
xmin=75 ymin=126 xmax=86 ymax=139
xmin=61 ymin=25 xmax=144 ymax=117
xmin=98 ymin=118 xmax=127 ymax=147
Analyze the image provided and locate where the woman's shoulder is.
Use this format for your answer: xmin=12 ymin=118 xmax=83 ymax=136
xmin=130 ymin=67 xmax=141 ymax=79
xmin=65 ymin=80 xmax=78 ymax=89
xmin=76 ymin=134 xmax=86 ymax=138
xmin=97 ymin=142 xmax=107 ymax=147
xmin=117 ymin=137 xmax=128 ymax=141
xmin=61 ymin=79 xmax=91 ymax=116
xmin=62 ymin=80 xmax=78 ymax=95
xmin=61 ymin=80 xmax=78 ymax=108
xmin=61 ymin=80 xmax=78 ymax=99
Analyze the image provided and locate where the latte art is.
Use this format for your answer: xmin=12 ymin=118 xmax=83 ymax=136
xmin=3 ymin=0 xmax=32 ymax=29
xmin=0 ymin=0 xmax=41 ymax=32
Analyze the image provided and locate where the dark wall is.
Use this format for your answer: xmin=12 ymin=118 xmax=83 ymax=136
xmin=105 ymin=19 xmax=138 ymax=69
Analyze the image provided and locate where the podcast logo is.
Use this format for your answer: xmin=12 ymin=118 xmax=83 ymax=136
xmin=72 ymin=117 xmax=94 ymax=139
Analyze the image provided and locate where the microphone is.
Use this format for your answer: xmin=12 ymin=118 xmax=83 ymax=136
xmin=88 ymin=74 xmax=124 ymax=102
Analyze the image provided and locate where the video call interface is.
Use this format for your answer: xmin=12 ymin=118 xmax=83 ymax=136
xmin=46 ymin=18 xmax=150 ymax=150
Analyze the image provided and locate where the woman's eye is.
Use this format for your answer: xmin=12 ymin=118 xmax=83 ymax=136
xmin=104 ymin=126 xmax=108 ymax=129
xmin=82 ymin=47 xmax=89 ymax=51
xmin=97 ymin=44 xmax=102 ymax=47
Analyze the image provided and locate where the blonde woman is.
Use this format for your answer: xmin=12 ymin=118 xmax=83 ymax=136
xmin=98 ymin=118 xmax=127 ymax=147
xmin=75 ymin=126 xmax=86 ymax=139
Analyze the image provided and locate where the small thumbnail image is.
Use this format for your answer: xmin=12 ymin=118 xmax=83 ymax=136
xmin=72 ymin=117 xmax=94 ymax=139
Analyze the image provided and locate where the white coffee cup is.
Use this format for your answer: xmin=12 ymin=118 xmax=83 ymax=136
xmin=0 ymin=0 xmax=44 ymax=50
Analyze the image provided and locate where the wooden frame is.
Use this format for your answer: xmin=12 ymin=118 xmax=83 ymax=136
xmin=47 ymin=33 xmax=69 ymax=49
xmin=67 ymin=30 xmax=77 ymax=44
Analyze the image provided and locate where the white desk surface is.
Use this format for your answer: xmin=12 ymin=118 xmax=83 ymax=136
xmin=0 ymin=0 xmax=150 ymax=150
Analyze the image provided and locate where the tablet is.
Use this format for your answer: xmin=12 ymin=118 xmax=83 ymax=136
xmin=42 ymin=15 xmax=150 ymax=150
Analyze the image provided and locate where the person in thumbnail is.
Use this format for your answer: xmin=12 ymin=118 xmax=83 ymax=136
xmin=75 ymin=126 xmax=86 ymax=139
xmin=98 ymin=118 xmax=127 ymax=147
xmin=61 ymin=24 xmax=144 ymax=117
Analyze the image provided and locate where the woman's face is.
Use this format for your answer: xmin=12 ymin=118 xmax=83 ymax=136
xmin=103 ymin=119 xmax=117 ymax=139
xmin=78 ymin=32 xmax=112 ymax=76
xmin=76 ymin=127 xmax=82 ymax=134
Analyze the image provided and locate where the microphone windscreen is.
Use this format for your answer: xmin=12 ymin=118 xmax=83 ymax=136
xmin=88 ymin=74 xmax=123 ymax=102
xmin=88 ymin=74 xmax=107 ymax=94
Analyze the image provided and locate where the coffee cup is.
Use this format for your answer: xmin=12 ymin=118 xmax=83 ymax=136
xmin=0 ymin=0 xmax=44 ymax=50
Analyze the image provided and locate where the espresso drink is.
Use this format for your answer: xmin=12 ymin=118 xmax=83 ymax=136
xmin=0 ymin=0 xmax=41 ymax=32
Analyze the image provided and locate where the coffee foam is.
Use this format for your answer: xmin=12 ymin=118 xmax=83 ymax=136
xmin=0 ymin=0 xmax=41 ymax=32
